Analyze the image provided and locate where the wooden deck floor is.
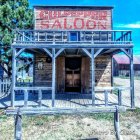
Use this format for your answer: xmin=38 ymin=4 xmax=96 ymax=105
xmin=0 ymin=92 xmax=130 ymax=108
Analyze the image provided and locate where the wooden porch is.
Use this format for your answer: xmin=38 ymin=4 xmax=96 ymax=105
xmin=0 ymin=87 xmax=130 ymax=109
xmin=10 ymin=29 xmax=135 ymax=109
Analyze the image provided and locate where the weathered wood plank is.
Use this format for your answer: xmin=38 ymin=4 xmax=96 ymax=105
xmin=6 ymin=106 xmax=126 ymax=115
xmin=38 ymin=89 xmax=42 ymax=107
xmin=24 ymin=90 xmax=28 ymax=107
xmin=11 ymin=48 xmax=16 ymax=107
xmin=14 ymin=109 xmax=22 ymax=140
xmin=52 ymin=48 xmax=56 ymax=107
xmin=91 ymin=48 xmax=95 ymax=106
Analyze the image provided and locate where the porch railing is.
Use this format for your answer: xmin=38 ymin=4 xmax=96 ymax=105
xmin=0 ymin=77 xmax=11 ymax=98
xmin=13 ymin=30 xmax=133 ymax=46
xmin=12 ymin=86 xmax=130 ymax=107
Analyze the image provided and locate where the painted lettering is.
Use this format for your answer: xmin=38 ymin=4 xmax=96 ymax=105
xmin=74 ymin=18 xmax=84 ymax=29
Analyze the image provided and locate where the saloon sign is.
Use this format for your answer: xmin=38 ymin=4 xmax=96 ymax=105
xmin=35 ymin=8 xmax=111 ymax=30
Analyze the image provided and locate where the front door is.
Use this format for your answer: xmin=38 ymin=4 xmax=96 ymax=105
xmin=65 ymin=57 xmax=81 ymax=92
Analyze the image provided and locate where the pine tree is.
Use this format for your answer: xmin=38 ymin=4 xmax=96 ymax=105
xmin=0 ymin=0 xmax=33 ymax=76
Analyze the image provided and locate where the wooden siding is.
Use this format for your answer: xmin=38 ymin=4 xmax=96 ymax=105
xmin=34 ymin=54 xmax=52 ymax=86
xmin=34 ymin=54 xmax=111 ymax=92
xmin=34 ymin=7 xmax=112 ymax=30
xmin=81 ymin=57 xmax=90 ymax=93
xmin=56 ymin=57 xmax=65 ymax=93
xmin=95 ymin=55 xmax=111 ymax=87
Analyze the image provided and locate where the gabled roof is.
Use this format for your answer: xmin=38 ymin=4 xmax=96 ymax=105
xmin=113 ymin=55 xmax=140 ymax=65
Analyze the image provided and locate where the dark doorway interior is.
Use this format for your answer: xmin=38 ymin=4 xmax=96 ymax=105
xmin=65 ymin=57 xmax=81 ymax=92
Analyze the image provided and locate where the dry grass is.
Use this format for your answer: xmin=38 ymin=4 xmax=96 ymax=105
xmin=0 ymin=109 xmax=140 ymax=140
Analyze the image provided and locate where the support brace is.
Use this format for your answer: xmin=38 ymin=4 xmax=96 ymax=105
xmin=94 ymin=48 xmax=104 ymax=58
xmin=82 ymin=48 xmax=92 ymax=58
xmin=120 ymin=48 xmax=131 ymax=59
xmin=15 ymin=48 xmax=25 ymax=58
xmin=43 ymin=48 xmax=52 ymax=57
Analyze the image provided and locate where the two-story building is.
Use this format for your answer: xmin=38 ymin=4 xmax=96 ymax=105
xmin=8 ymin=6 xmax=135 ymax=108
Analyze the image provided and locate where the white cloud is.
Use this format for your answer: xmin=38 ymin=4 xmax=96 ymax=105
xmin=115 ymin=22 xmax=140 ymax=28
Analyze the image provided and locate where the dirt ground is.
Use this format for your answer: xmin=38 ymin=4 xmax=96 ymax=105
xmin=114 ymin=77 xmax=140 ymax=108
xmin=0 ymin=77 xmax=140 ymax=140
xmin=0 ymin=109 xmax=140 ymax=140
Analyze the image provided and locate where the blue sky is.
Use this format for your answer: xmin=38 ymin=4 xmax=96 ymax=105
xmin=29 ymin=0 xmax=140 ymax=54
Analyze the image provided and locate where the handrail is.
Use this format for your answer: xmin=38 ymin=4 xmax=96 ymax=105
xmin=14 ymin=29 xmax=132 ymax=32
xmin=13 ymin=30 xmax=133 ymax=46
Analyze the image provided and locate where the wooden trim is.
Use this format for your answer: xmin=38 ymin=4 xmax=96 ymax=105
xmin=12 ymin=44 xmax=133 ymax=49
xmin=6 ymin=106 xmax=126 ymax=115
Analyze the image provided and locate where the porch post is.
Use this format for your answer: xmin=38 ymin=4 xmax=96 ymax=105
xmin=130 ymin=48 xmax=135 ymax=108
xmin=111 ymin=55 xmax=114 ymax=87
xmin=52 ymin=48 xmax=56 ymax=107
xmin=91 ymin=48 xmax=95 ymax=105
xmin=11 ymin=48 xmax=16 ymax=107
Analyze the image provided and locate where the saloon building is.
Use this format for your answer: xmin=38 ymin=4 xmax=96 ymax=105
xmin=9 ymin=6 xmax=134 ymax=108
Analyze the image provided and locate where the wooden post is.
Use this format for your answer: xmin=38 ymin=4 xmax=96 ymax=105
xmin=114 ymin=106 xmax=121 ymax=140
xmin=111 ymin=56 xmax=114 ymax=87
xmin=118 ymin=89 xmax=122 ymax=106
xmin=38 ymin=89 xmax=42 ymax=107
xmin=52 ymin=48 xmax=56 ymax=107
xmin=24 ymin=90 xmax=28 ymax=107
xmin=130 ymin=48 xmax=135 ymax=108
xmin=91 ymin=48 xmax=95 ymax=106
xmin=104 ymin=90 xmax=109 ymax=106
xmin=11 ymin=48 xmax=16 ymax=107
xmin=14 ymin=108 xmax=22 ymax=140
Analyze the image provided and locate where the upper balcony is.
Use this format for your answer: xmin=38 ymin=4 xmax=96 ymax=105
xmin=12 ymin=30 xmax=133 ymax=49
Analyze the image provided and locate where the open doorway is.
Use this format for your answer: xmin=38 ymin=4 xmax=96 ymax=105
xmin=65 ymin=57 xmax=81 ymax=92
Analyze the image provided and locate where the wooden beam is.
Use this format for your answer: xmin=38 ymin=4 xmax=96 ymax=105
xmin=24 ymin=90 xmax=28 ymax=107
xmin=114 ymin=106 xmax=121 ymax=140
xmin=82 ymin=48 xmax=92 ymax=58
xmin=55 ymin=48 xmax=64 ymax=58
xmin=120 ymin=48 xmax=131 ymax=59
xmin=6 ymin=106 xmax=126 ymax=115
xmin=29 ymin=49 xmax=44 ymax=55
xmin=15 ymin=48 xmax=25 ymax=58
xmin=76 ymin=49 xmax=80 ymax=55
xmin=130 ymin=48 xmax=135 ymax=108
xmin=118 ymin=90 xmax=122 ymax=106
xmin=14 ymin=87 xmax=52 ymax=90
xmin=91 ymin=48 xmax=95 ymax=106
xmin=94 ymin=48 xmax=104 ymax=58
xmin=43 ymin=48 xmax=52 ymax=57
xmin=11 ymin=48 xmax=16 ymax=107
xmin=111 ymin=56 xmax=114 ymax=87
xmin=14 ymin=108 xmax=22 ymax=140
xmin=104 ymin=90 xmax=109 ymax=106
xmin=38 ymin=89 xmax=42 ymax=107
xmin=52 ymin=48 xmax=56 ymax=107
xmin=12 ymin=44 xmax=134 ymax=49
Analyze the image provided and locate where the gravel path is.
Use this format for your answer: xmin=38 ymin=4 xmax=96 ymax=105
xmin=114 ymin=77 xmax=140 ymax=108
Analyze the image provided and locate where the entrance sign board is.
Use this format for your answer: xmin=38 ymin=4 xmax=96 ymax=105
xmin=34 ymin=7 xmax=112 ymax=30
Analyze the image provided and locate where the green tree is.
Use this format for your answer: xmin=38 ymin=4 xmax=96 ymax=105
xmin=0 ymin=0 xmax=33 ymax=76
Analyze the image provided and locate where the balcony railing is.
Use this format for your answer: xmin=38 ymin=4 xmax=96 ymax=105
xmin=13 ymin=30 xmax=133 ymax=47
